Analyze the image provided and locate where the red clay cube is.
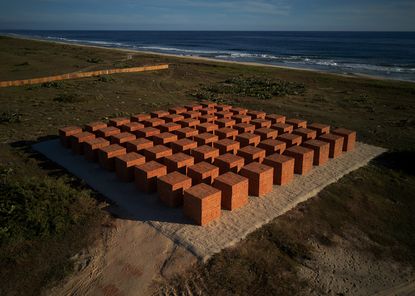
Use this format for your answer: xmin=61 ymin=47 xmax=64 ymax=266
xmin=174 ymin=127 xmax=199 ymax=139
xmin=201 ymin=101 xmax=217 ymax=108
xmin=135 ymin=127 xmax=160 ymax=139
xmin=236 ymin=132 xmax=261 ymax=147
xmin=125 ymin=138 xmax=153 ymax=153
xmin=283 ymin=146 xmax=314 ymax=175
xmin=308 ymin=123 xmax=330 ymax=136
xmin=71 ymin=132 xmax=96 ymax=154
xmin=199 ymin=114 xmax=217 ymax=123
xmin=158 ymin=122 xmax=181 ymax=133
xmin=183 ymin=183 xmax=221 ymax=226
xmin=197 ymin=123 xmax=218 ymax=133
xmin=239 ymin=162 xmax=274 ymax=197
xmin=84 ymin=137 xmax=110 ymax=161
xmin=271 ymin=123 xmax=293 ymax=134
xmin=59 ymin=126 xmax=82 ymax=147
xmin=191 ymin=145 xmax=220 ymax=163
xmin=251 ymin=118 xmax=272 ymax=129
xmin=293 ymin=128 xmax=317 ymax=141
xmin=216 ymin=118 xmax=236 ymax=128
xmin=170 ymin=138 xmax=198 ymax=154
xmin=153 ymin=132 xmax=178 ymax=146
xmin=254 ymin=128 xmax=278 ymax=140
xmin=278 ymin=133 xmax=302 ymax=147
xmin=263 ymin=154 xmax=295 ymax=185
xmin=135 ymin=161 xmax=167 ymax=192
xmin=96 ymin=126 xmax=121 ymax=139
xmin=109 ymin=117 xmax=130 ymax=127
xmin=142 ymin=117 xmax=165 ymax=127
xmin=143 ymin=145 xmax=172 ymax=162
xmin=194 ymin=133 xmax=218 ymax=147
xmin=111 ymin=132 xmax=136 ymax=145
xmin=286 ymin=118 xmax=307 ymax=128
xmin=164 ymin=152 xmax=195 ymax=174
xmin=157 ymin=172 xmax=192 ymax=207
xmin=213 ymin=172 xmax=248 ymax=211
xmin=98 ymin=144 xmax=126 ymax=171
xmin=215 ymin=127 xmax=238 ymax=140
xmin=232 ymin=114 xmax=251 ymax=124
xmin=266 ymin=114 xmax=286 ymax=124
xmin=234 ymin=123 xmax=255 ymax=134
xmin=188 ymin=161 xmax=219 ymax=185
xmin=216 ymin=104 xmax=232 ymax=111
xmin=183 ymin=111 xmax=202 ymax=119
xmin=214 ymin=139 xmax=240 ymax=154
xmin=332 ymin=128 xmax=356 ymax=151
xmin=185 ymin=103 xmax=203 ymax=111
xmin=179 ymin=118 xmax=200 ymax=128
xmin=121 ymin=122 xmax=145 ymax=133
xmin=85 ymin=121 xmax=107 ymax=133
xmin=163 ymin=114 xmax=185 ymax=123
xmin=303 ymin=139 xmax=330 ymax=166
xmin=215 ymin=111 xmax=233 ymax=119
xmin=247 ymin=110 xmax=266 ymax=119
xmin=169 ymin=106 xmax=187 ymax=114
xmin=237 ymin=145 xmax=266 ymax=164
xmin=214 ymin=153 xmax=245 ymax=174
xmin=258 ymin=139 xmax=287 ymax=156
xmin=319 ymin=134 xmax=344 ymax=158
xmin=115 ymin=152 xmax=145 ymax=182
xmin=131 ymin=113 xmax=151 ymax=122
xmin=200 ymin=107 xmax=215 ymax=115
xmin=151 ymin=110 xmax=169 ymax=118
xmin=230 ymin=107 xmax=248 ymax=115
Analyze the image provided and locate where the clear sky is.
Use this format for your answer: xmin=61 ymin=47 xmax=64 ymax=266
xmin=1 ymin=0 xmax=414 ymax=31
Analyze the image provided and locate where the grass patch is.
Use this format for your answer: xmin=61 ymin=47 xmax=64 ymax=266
xmin=0 ymin=111 xmax=21 ymax=124
xmin=53 ymin=93 xmax=84 ymax=103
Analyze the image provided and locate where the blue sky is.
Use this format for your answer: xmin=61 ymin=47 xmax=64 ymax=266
xmin=0 ymin=0 xmax=414 ymax=31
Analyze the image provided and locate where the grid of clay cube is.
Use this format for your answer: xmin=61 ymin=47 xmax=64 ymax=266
xmin=59 ymin=102 xmax=356 ymax=226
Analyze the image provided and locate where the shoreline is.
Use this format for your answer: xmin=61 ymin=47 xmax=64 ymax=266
xmin=2 ymin=33 xmax=414 ymax=84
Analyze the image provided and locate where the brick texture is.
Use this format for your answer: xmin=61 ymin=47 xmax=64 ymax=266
xmin=59 ymin=126 xmax=82 ymax=147
xmin=115 ymin=152 xmax=146 ymax=181
xmin=230 ymin=107 xmax=248 ymax=115
xmin=292 ymin=128 xmax=317 ymax=141
xmin=151 ymin=110 xmax=169 ymax=118
xmin=131 ymin=113 xmax=151 ymax=122
xmin=332 ymin=128 xmax=356 ymax=151
xmin=163 ymin=114 xmax=185 ymax=123
xmin=319 ymin=133 xmax=344 ymax=158
xmin=98 ymin=144 xmax=126 ymax=171
xmin=232 ymin=114 xmax=251 ymax=124
xmin=308 ymin=123 xmax=330 ymax=136
xmin=303 ymin=139 xmax=330 ymax=166
xmin=213 ymin=153 xmax=245 ymax=174
xmin=213 ymin=172 xmax=249 ymax=211
xmin=283 ymin=146 xmax=314 ymax=175
xmin=179 ymin=118 xmax=200 ymax=128
xmin=215 ymin=127 xmax=238 ymax=140
xmin=194 ymin=133 xmax=218 ymax=147
xmin=188 ymin=161 xmax=220 ymax=185
xmin=170 ymin=138 xmax=198 ymax=154
xmin=286 ymin=118 xmax=307 ymax=128
xmin=96 ymin=126 xmax=121 ymax=139
xmin=135 ymin=161 xmax=167 ymax=192
xmin=164 ymin=152 xmax=195 ymax=174
xmin=196 ymin=123 xmax=218 ymax=133
xmin=262 ymin=154 xmax=295 ymax=185
xmin=271 ymin=123 xmax=293 ymax=134
xmin=169 ymin=106 xmax=187 ymax=114
xmin=157 ymin=172 xmax=192 ymax=207
xmin=174 ymin=127 xmax=199 ymax=139
xmin=277 ymin=133 xmax=302 ymax=147
xmin=199 ymin=114 xmax=217 ymax=123
xmin=71 ymin=132 xmax=96 ymax=154
xmin=254 ymin=127 xmax=278 ymax=140
xmin=247 ymin=110 xmax=266 ymax=119
xmin=239 ymin=162 xmax=274 ymax=197
xmin=143 ymin=145 xmax=172 ymax=162
xmin=214 ymin=111 xmax=233 ymax=119
xmin=237 ymin=145 xmax=266 ymax=164
xmin=109 ymin=117 xmax=130 ymax=127
xmin=265 ymin=114 xmax=286 ymax=124
xmin=142 ymin=117 xmax=165 ymax=127
xmin=236 ymin=132 xmax=261 ymax=147
xmin=216 ymin=118 xmax=236 ymax=128
xmin=158 ymin=122 xmax=182 ymax=133
xmin=121 ymin=122 xmax=145 ymax=133
xmin=152 ymin=132 xmax=178 ymax=146
xmin=135 ymin=127 xmax=160 ymax=139
xmin=84 ymin=137 xmax=110 ymax=162
xmin=191 ymin=145 xmax=220 ymax=163
xmin=251 ymin=118 xmax=272 ymax=129
xmin=214 ymin=139 xmax=240 ymax=155
xmin=125 ymin=138 xmax=153 ymax=153
xmin=258 ymin=139 xmax=287 ymax=156
xmin=234 ymin=123 xmax=255 ymax=134
xmin=85 ymin=121 xmax=107 ymax=133
xmin=111 ymin=132 xmax=136 ymax=145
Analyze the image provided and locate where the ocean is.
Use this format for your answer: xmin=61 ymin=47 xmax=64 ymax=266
xmin=2 ymin=30 xmax=415 ymax=81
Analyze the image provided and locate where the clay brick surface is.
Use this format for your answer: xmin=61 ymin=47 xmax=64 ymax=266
xmin=142 ymin=117 xmax=165 ymax=127
xmin=277 ymin=133 xmax=302 ymax=147
xmin=236 ymin=132 xmax=261 ymax=147
xmin=183 ymin=183 xmax=221 ymax=226
xmin=234 ymin=123 xmax=256 ymax=134
xmin=111 ymin=132 xmax=136 ymax=145
xmin=214 ymin=139 xmax=240 ymax=155
xmin=125 ymin=138 xmax=153 ymax=153
xmin=84 ymin=137 xmax=110 ymax=161
xmin=258 ymin=139 xmax=287 ymax=156
xmin=230 ymin=107 xmax=248 ymax=115
xmin=216 ymin=104 xmax=232 ymax=111
xmin=162 ymin=114 xmax=185 ymax=123
xmin=157 ymin=172 xmax=192 ymax=207
xmin=179 ymin=118 xmax=200 ymax=128
xmin=292 ymin=128 xmax=317 ymax=141
xmin=121 ymin=122 xmax=145 ymax=133
xmin=135 ymin=127 xmax=160 ymax=139
xmin=262 ymin=154 xmax=294 ymax=185
xmin=332 ymin=128 xmax=356 ymax=151
xmin=216 ymin=118 xmax=236 ymax=128
xmin=158 ymin=122 xmax=182 ymax=133
xmin=194 ymin=133 xmax=218 ymax=147
xmin=183 ymin=111 xmax=202 ymax=119
xmin=286 ymin=118 xmax=307 ymax=128
xmin=98 ymin=144 xmax=126 ymax=171
xmin=109 ymin=117 xmax=130 ymax=127
xmin=85 ymin=121 xmax=107 ymax=133
xmin=152 ymin=132 xmax=178 ymax=146
xmin=215 ymin=127 xmax=238 ymax=140
xmin=283 ymin=146 xmax=314 ymax=175
xmin=191 ymin=145 xmax=220 ymax=163
xmin=254 ymin=128 xmax=278 ymax=140
xmin=164 ymin=152 xmax=195 ymax=174
xmin=199 ymin=114 xmax=217 ymax=123
xmin=143 ymin=145 xmax=172 ymax=162
xmin=196 ymin=123 xmax=218 ymax=133
xmin=308 ymin=123 xmax=330 ymax=136
xmin=135 ymin=161 xmax=167 ymax=192
xmin=237 ymin=145 xmax=266 ymax=164
xmin=131 ymin=113 xmax=151 ymax=122
xmin=174 ymin=127 xmax=199 ymax=139
xmin=271 ymin=123 xmax=294 ymax=134
xmin=213 ymin=172 xmax=248 ymax=210
xmin=185 ymin=103 xmax=203 ymax=111
xmin=169 ymin=106 xmax=187 ymax=114
xmin=71 ymin=132 xmax=96 ymax=154
xmin=232 ymin=114 xmax=251 ymax=124
xmin=251 ymin=118 xmax=272 ymax=129
xmin=266 ymin=114 xmax=286 ymax=124
xmin=188 ymin=161 xmax=219 ymax=185
xmin=213 ymin=153 xmax=245 ymax=174
xmin=200 ymin=107 xmax=215 ymax=115
xmin=319 ymin=134 xmax=344 ymax=158
xmin=247 ymin=110 xmax=266 ymax=119
xmin=201 ymin=102 xmax=217 ymax=108
xmin=239 ymin=162 xmax=274 ymax=196
xmin=214 ymin=111 xmax=233 ymax=119
xmin=303 ymin=139 xmax=330 ymax=166
xmin=59 ymin=126 xmax=82 ymax=147
xmin=115 ymin=152 xmax=146 ymax=181
xmin=151 ymin=110 xmax=169 ymax=118
xmin=170 ymin=138 xmax=198 ymax=154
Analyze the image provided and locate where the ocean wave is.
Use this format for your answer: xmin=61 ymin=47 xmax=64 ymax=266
xmin=138 ymin=45 xmax=236 ymax=55
xmin=45 ymin=36 xmax=124 ymax=47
